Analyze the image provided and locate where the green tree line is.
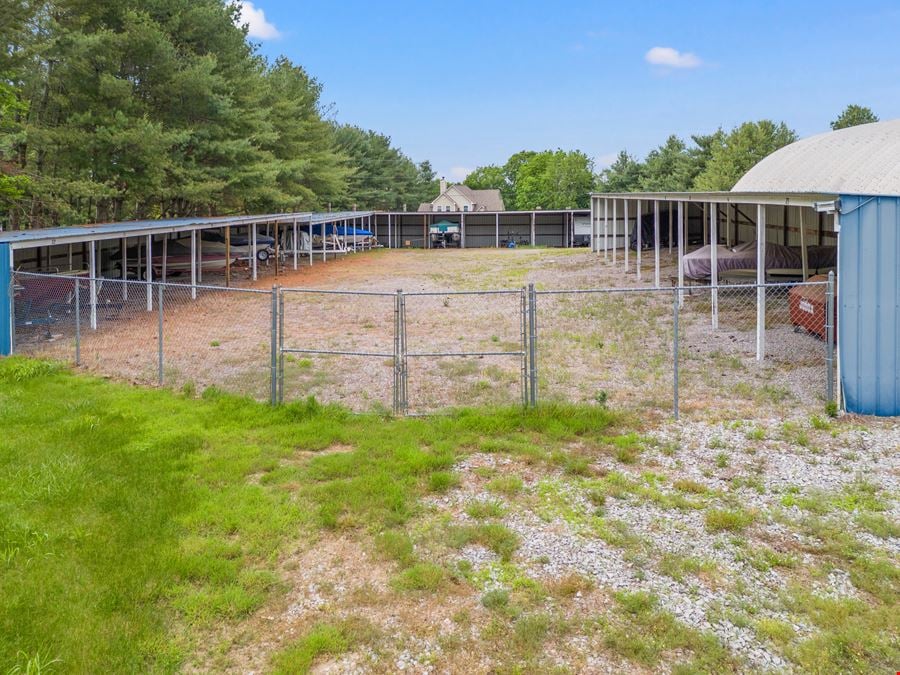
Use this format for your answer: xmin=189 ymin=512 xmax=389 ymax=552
xmin=0 ymin=0 xmax=437 ymax=229
xmin=465 ymin=105 xmax=878 ymax=208
xmin=597 ymin=105 xmax=878 ymax=193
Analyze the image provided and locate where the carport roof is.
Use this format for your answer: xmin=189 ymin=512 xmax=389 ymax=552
xmin=0 ymin=211 xmax=372 ymax=249
xmin=588 ymin=191 xmax=836 ymax=207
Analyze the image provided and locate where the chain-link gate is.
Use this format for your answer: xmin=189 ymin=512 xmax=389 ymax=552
xmin=277 ymin=287 xmax=398 ymax=412
xmin=400 ymin=289 xmax=529 ymax=415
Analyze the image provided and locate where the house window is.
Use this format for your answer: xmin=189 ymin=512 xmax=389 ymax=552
xmin=463 ymin=205 xmax=469 ymax=212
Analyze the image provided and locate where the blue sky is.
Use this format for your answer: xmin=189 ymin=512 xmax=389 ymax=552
xmin=239 ymin=0 xmax=900 ymax=181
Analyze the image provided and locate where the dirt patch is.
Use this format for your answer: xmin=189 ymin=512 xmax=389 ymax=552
xmin=16 ymin=248 xmax=831 ymax=418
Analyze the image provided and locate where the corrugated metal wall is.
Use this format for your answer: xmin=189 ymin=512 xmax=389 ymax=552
xmin=1 ymin=243 xmax=11 ymax=355
xmin=838 ymin=194 xmax=900 ymax=416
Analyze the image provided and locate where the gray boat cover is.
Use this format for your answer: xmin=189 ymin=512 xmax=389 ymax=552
xmin=682 ymin=242 xmax=836 ymax=280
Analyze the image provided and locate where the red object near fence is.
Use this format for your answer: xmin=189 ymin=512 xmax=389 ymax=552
xmin=789 ymin=274 xmax=836 ymax=342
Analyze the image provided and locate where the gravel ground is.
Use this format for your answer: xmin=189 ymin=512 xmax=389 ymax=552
xmin=412 ymin=412 xmax=898 ymax=672
xmin=18 ymin=249 xmax=897 ymax=673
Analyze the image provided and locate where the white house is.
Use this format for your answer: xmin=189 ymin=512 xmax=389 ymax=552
xmin=418 ymin=179 xmax=504 ymax=213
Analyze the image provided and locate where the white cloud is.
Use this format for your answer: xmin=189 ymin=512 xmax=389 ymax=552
xmin=644 ymin=46 xmax=701 ymax=69
xmin=235 ymin=1 xmax=281 ymax=40
xmin=448 ymin=166 xmax=471 ymax=181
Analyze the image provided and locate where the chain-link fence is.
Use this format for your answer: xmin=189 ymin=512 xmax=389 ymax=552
xmin=10 ymin=271 xmax=835 ymax=417
xmin=11 ymin=271 xmax=274 ymax=399
xmin=535 ymin=279 xmax=835 ymax=419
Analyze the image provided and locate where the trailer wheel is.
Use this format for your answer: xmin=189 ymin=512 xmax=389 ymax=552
xmin=257 ymin=249 xmax=269 ymax=262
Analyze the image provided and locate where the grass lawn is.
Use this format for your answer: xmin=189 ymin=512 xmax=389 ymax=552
xmin=0 ymin=357 xmax=615 ymax=672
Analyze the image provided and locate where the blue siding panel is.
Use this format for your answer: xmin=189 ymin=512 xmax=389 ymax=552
xmin=0 ymin=243 xmax=10 ymax=356
xmin=839 ymin=195 xmax=900 ymax=415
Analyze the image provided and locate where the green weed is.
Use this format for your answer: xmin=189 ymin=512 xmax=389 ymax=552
xmin=705 ymin=508 xmax=754 ymax=533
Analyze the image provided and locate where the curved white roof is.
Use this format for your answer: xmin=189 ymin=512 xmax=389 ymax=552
xmin=733 ymin=119 xmax=900 ymax=196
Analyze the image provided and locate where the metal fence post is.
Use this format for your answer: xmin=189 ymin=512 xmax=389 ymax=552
xmin=157 ymin=284 xmax=164 ymax=386
xmin=825 ymin=271 xmax=835 ymax=404
xmin=74 ymin=279 xmax=81 ymax=366
xmin=673 ymin=287 xmax=680 ymax=420
xmin=528 ymin=283 xmax=538 ymax=406
xmin=400 ymin=290 xmax=408 ymax=414
xmin=520 ymin=286 xmax=528 ymax=407
xmin=393 ymin=289 xmax=401 ymax=415
xmin=270 ymin=285 xmax=278 ymax=406
xmin=278 ymin=287 xmax=285 ymax=404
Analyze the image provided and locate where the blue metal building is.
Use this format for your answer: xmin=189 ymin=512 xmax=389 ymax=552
xmin=733 ymin=119 xmax=900 ymax=416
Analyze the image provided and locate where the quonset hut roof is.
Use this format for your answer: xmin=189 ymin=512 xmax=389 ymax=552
xmin=733 ymin=119 xmax=900 ymax=197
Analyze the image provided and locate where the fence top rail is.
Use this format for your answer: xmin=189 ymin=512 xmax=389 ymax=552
xmin=280 ymin=287 xmax=396 ymax=297
xmin=12 ymin=270 xmax=272 ymax=294
xmin=407 ymin=350 xmax=525 ymax=358
xmin=536 ymin=281 xmax=828 ymax=295
xmin=404 ymin=289 xmax=523 ymax=297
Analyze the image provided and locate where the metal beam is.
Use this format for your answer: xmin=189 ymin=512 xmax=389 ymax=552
xmin=710 ymin=202 xmax=718 ymax=329
xmin=145 ymin=235 xmax=152 ymax=311
xmin=677 ymin=202 xmax=684 ymax=307
xmin=756 ymin=204 xmax=766 ymax=361
xmin=190 ymin=230 xmax=197 ymax=300
xmin=654 ymin=200 xmax=660 ymax=288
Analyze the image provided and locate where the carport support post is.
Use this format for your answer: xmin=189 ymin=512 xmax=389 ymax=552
xmin=190 ymin=230 xmax=197 ymax=300
xmin=225 ymin=226 xmax=231 ymax=287
xmin=293 ymin=218 xmax=298 ymax=270
xmin=636 ymin=199 xmax=642 ymax=280
xmin=756 ymin=204 xmax=766 ymax=361
xmin=197 ymin=229 xmax=203 ymax=284
xmin=495 ymin=212 xmax=499 ymax=248
xmin=274 ymin=222 xmax=280 ymax=276
xmin=624 ymin=200 xmax=629 ymax=273
xmin=668 ymin=205 xmax=673 ymax=255
xmin=461 ymin=212 xmax=466 ymax=248
xmin=654 ymin=200 xmax=661 ymax=288
xmin=603 ymin=198 xmax=609 ymax=260
xmin=146 ymin=235 xmax=153 ymax=311
xmin=161 ymin=237 xmax=168 ymax=284
xmin=710 ymin=202 xmax=718 ymax=329
xmin=88 ymin=240 xmax=97 ymax=330
xmin=530 ymin=212 xmax=535 ymax=246
xmin=388 ymin=213 xmax=392 ymax=249
xmin=251 ymin=223 xmax=258 ymax=280
xmin=677 ymin=202 xmax=685 ymax=307
xmin=612 ymin=200 xmax=617 ymax=264
xmin=121 ymin=237 xmax=128 ymax=300
xmin=308 ymin=222 xmax=313 ymax=266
